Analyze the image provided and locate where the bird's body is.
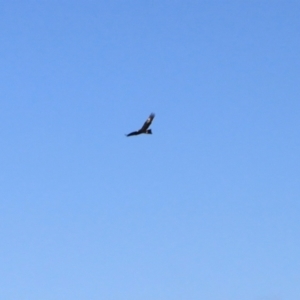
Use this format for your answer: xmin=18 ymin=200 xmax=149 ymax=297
xmin=126 ymin=113 xmax=155 ymax=137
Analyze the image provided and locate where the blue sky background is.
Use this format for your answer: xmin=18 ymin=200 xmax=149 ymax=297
xmin=0 ymin=1 xmax=299 ymax=299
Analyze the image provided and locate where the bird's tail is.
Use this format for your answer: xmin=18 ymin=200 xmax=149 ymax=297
xmin=146 ymin=129 xmax=152 ymax=134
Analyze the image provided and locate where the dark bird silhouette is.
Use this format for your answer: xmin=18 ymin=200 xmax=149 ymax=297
xmin=126 ymin=113 xmax=155 ymax=137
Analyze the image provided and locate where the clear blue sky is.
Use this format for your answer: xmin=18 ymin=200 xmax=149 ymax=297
xmin=1 ymin=1 xmax=299 ymax=299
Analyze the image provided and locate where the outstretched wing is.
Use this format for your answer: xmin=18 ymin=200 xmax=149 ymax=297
xmin=139 ymin=113 xmax=155 ymax=131
xmin=126 ymin=131 xmax=139 ymax=137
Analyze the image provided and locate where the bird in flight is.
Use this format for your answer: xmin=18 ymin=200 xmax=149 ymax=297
xmin=126 ymin=113 xmax=155 ymax=137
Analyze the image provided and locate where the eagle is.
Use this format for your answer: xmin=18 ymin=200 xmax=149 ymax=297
xmin=126 ymin=113 xmax=155 ymax=137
